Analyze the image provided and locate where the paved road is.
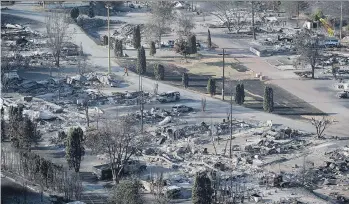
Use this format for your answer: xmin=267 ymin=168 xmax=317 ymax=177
xmin=2 ymin=8 xmax=346 ymax=137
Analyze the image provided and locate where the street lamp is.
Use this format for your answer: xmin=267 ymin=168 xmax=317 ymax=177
xmin=105 ymin=4 xmax=112 ymax=75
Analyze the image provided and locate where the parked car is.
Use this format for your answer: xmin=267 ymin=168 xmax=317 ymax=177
xmin=157 ymin=91 xmax=180 ymax=103
xmin=337 ymin=91 xmax=348 ymax=99
xmin=92 ymin=160 xmax=147 ymax=180
xmin=172 ymin=104 xmax=193 ymax=113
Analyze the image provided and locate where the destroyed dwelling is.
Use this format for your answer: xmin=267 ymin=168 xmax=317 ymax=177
xmin=1 ymin=1 xmax=349 ymax=204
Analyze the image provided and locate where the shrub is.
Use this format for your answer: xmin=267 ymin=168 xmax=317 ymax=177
xmin=154 ymin=64 xmax=165 ymax=80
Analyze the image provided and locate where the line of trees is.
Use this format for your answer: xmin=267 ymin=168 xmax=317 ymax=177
xmin=1 ymin=148 xmax=82 ymax=201
xmin=4 ymin=106 xmax=41 ymax=151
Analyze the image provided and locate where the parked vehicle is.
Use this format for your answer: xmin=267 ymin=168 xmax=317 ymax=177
xmin=337 ymin=91 xmax=348 ymax=99
xmin=92 ymin=160 xmax=147 ymax=180
xmin=172 ymin=104 xmax=193 ymax=113
xmin=320 ymin=37 xmax=340 ymax=48
xmin=157 ymin=91 xmax=180 ymax=103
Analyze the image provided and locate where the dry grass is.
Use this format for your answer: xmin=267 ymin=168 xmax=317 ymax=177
xmin=148 ymin=53 xmax=254 ymax=80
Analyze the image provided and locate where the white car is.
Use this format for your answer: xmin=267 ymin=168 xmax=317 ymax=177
xmin=172 ymin=105 xmax=193 ymax=113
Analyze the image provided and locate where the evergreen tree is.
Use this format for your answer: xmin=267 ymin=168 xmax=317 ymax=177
xmin=188 ymin=35 xmax=197 ymax=54
xmin=263 ymin=86 xmax=274 ymax=112
xmin=12 ymin=117 xmax=41 ymax=151
xmin=70 ymin=7 xmax=80 ymax=21
xmin=88 ymin=6 xmax=95 ymax=18
xmin=103 ymin=35 xmax=108 ymax=46
xmin=174 ymin=38 xmax=189 ymax=60
xmin=235 ymin=84 xmax=241 ymax=104
xmin=207 ymin=78 xmax=216 ymax=96
xmin=154 ymin=64 xmax=165 ymax=80
xmin=110 ymin=179 xmax=143 ymax=204
xmin=182 ymin=73 xmax=189 ymax=88
xmin=66 ymin=127 xmax=85 ymax=173
xmin=149 ymin=41 xmax=156 ymax=56
xmin=240 ymin=83 xmax=245 ymax=104
xmin=207 ymin=29 xmax=212 ymax=49
xmin=8 ymin=105 xmax=23 ymax=146
xmin=192 ymin=172 xmax=213 ymax=204
xmin=235 ymin=83 xmax=245 ymax=105
xmin=133 ymin=25 xmax=141 ymax=49
xmin=137 ymin=46 xmax=146 ymax=75
xmin=1 ymin=107 xmax=5 ymax=141
xmin=114 ymin=39 xmax=123 ymax=57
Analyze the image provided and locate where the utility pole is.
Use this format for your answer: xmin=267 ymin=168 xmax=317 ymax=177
xmin=340 ymin=1 xmax=343 ymax=39
xmin=251 ymin=1 xmax=256 ymax=40
xmin=297 ymin=2 xmax=300 ymax=28
xmin=106 ymin=4 xmax=111 ymax=74
xmin=229 ymin=93 xmax=233 ymax=158
xmin=222 ymin=48 xmax=225 ymax=100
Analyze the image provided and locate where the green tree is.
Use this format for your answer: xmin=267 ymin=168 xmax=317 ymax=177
xmin=12 ymin=117 xmax=41 ymax=151
xmin=137 ymin=46 xmax=146 ymax=75
xmin=133 ymin=25 xmax=141 ymax=49
xmin=207 ymin=29 xmax=212 ymax=49
xmin=240 ymin=83 xmax=245 ymax=104
xmin=103 ymin=35 xmax=108 ymax=46
xmin=154 ymin=64 xmax=165 ymax=80
xmin=1 ymin=107 xmax=5 ymax=141
xmin=188 ymin=35 xmax=197 ymax=54
xmin=207 ymin=78 xmax=216 ymax=96
xmin=40 ymin=158 xmax=49 ymax=186
xmin=114 ymin=39 xmax=123 ymax=57
xmin=109 ymin=179 xmax=144 ymax=204
xmin=235 ymin=83 xmax=245 ymax=105
xmin=182 ymin=73 xmax=189 ymax=88
xmin=192 ymin=172 xmax=213 ymax=204
xmin=70 ymin=7 xmax=80 ymax=21
xmin=66 ymin=127 xmax=85 ymax=173
xmin=88 ymin=6 xmax=95 ymax=18
xmin=174 ymin=38 xmax=189 ymax=61
xmin=263 ymin=86 xmax=274 ymax=112
xmin=149 ymin=41 xmax=156 ymax=56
